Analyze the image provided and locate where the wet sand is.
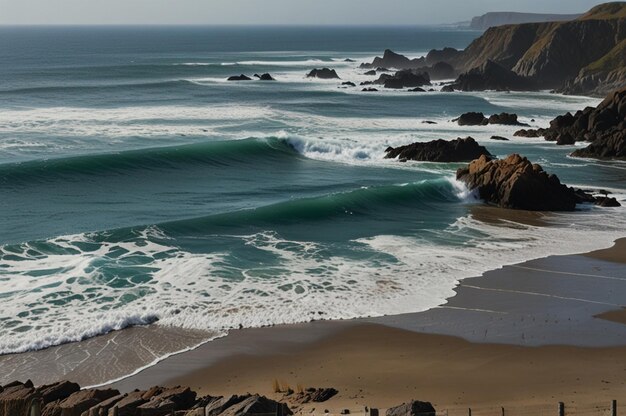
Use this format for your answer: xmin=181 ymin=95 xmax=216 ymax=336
xmin=2 ymin=238 xmax=625 ymax=413
xmin=102 ymin=238 xmax=626 ymax=412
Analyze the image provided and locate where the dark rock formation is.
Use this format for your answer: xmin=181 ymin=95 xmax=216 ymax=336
xmin=307 ymin=68 xmax=340 ymax=79
xmin=344 ymin=58 xmax=356 ymax=62
xmin=385 ymin=137 xmax=492 ymax=162
xmin=516 ymin=87 xmax=626 ymax=158
xmin=253 ymin=73 xmax=276 ymax=81
xmin=227 ymin=74 xmax=252 ymax=81
xmin=425 ymin=48 xmax=462 ymax=66
xmin=490 ymin=136 xmax=510 ymax=141
xmin=428 ymin=61 xmax=456 ymax=79
xmin=422 ymin=120 xmax=437 ymax=124
xmin=341 ymin=81 xmax=356 ymax=87
xmin=376 ymin=70 xmax=431 ymax=89
xmin=488 ymin=113 xmax=529 ymax=126
xmin=386 ymin=400 xmax=436 ymax=416
xmin=362 ymin=88 xmax=378 ymax=92
xmin=364 ymin=70 xmax=377 ymax=76
xmin=451 ymin=60 xmax=534 ymax=92
xmin=37 ymin=381 xmax=80 ymax=405
xmin=454 ymin=112 xmax=488 ymax=126
xmin=360 ymin=49 xmax=425 ymax=70
xmin=456 ymin=154 xmax=621 ymax=210
xmin=441 ymin=85 xmax=456 ymax=92
xmin=408 ymin=87 xmax=426 ymax=92
xmin=0 ymin=381 xmax=36 ymax=416
xmin=514 ymin=128 xmax=545 ymax=138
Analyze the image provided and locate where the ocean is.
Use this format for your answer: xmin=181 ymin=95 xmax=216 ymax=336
xmin=0 ymin=25 xmax=625 ymax=361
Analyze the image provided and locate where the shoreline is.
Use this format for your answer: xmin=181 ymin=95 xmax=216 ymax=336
xmin=1 ymin=237 xmax=624 ymax=394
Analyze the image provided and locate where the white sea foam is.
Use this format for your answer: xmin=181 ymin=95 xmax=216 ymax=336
xmin=1 ymin=204 xmax=624 ymax=357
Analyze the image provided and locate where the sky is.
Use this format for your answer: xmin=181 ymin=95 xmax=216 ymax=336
xmin=0 ymin=0 xmax=609 ymax=25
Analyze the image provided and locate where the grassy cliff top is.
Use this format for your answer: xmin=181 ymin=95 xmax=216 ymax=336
xmin=579 ymin=2 xmax=626 ymax=20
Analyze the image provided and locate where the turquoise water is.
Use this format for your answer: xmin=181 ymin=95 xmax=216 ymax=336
xmin=0 ymin=26 xmax=625 ymax=355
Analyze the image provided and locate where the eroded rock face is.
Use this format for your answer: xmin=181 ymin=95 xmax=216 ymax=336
xmin=0 ymin=380 xmax=37 ymax=416
xmin=380 ymin=70 xmax=431 ymax=89
xmin=456 ymin=154 xmax=588 ymax=211
xmin=385 ymin=137 xmax=492 ymax=163
xmin=42 ymin=388 xmax=120 ymax=416
xmin=253 ymin=73 xmax=276 ymax=81
xmin=386 ymin=401 xmax=436 ymax=416
xmin=488 ymin=113 xmax=529 ymax=126
xmin=307 ymin=68 xmax=340 ymax=79
xmin=284 ymin=388 xmax=338 ymax=406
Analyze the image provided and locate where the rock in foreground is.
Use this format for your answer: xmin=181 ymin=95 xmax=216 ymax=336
xmin=456 ymin=154 xmax=621 ymax=211
xmin=386 ymin=400 xmax=436 ymax=416
xmin=227 ymin=74 xmax=252 ymax=81
xmin=385 ymin=137 xmax=492 ymax=163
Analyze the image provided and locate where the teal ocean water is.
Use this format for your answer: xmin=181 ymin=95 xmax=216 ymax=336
xmin=0 ymin=26 xmax=625 ymax=356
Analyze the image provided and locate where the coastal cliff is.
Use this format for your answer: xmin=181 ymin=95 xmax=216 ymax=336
xmin=469 ymin=12 xmax=581 ymax=31
xmin=360 ymin=3 xmax=626 ymax=96
xmin=452 ymin=2 xmax=626 ymax=95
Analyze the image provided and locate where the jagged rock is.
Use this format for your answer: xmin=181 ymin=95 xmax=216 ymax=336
xmin=452 ymin=60 xmax=534 ymax=92
xmin=0 ymin=380 xmax=37 ymax=416
xmin=386 ymin=401 xmax=436 ymax=416
xmin=37 ymin=381 xmax=80 ymax=405
xmin=488 ymin=113 xmax=529 ymax=126
xmin=80 ymin=393 xmax=125 ymax=416
xmin=490 ymin=136 xmax=509 ymax=141
xmin=360 ymin=49 xmax=425 ymax=70
xmin=364 ymin=70 xmax=377 ymax=76
xmin=380 ymin=70 xmax=430 ymax=89
xmin=286 ymin=388 xmax=338 ymax=405
xmin=253 ymin=73 xmax=275 ymax=81
xmin=425 ymin=48 xmax=461 ymax=66
xmin=344 ymin=58 xmax=355 ymax=62
xmin=42 ymin=389 xmax=119 ymax=416
xmin=385 ymin=137 xmax=492 ymax=163
xmin=341 ymin=82 xmax=356 ymax=87
xmin=139 ymin=386 xmax=197 ymax=414
xmin=441 ymin=85 xmax=455 ymax=92
xmin=227 ymin=75 xmax=252 ymax=81
xmin=514 ymin=128 xmax=545 ymax=138
xmin=525 ymin=87 xmax=626 ymax=158
xmin=206 ymin=395 xmax=291 ymax=416
xmin=456 ymin=154 xmax=584 ymax=211
xmin=362 ymin=88 xmax=378 ymax=92
xmin=307 ymin=68 xmax=340 ymax=79
xmin=454 ymin=112 xmax=488 ymax=126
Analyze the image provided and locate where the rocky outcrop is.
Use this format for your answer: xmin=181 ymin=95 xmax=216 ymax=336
xmin=227 ymin=75 xmax=252 ymax=81
xmin=454 ymin=112 xmax=528 ymax=126
xmin=490 ymin=136 xmax=509 ymax=141
xmin=515 ymin=87 xmax=626 ymax=158
xmin=253 ymin=73 xmax=275 ymax=81
xmin=450 ymin=60 xmax=535 ymax=92
xmin=425 ymin=48 xmax=462 ymax=66
xmin=469 ymin=12 xmax=580 ymax=31
xmin=455 ymin=112 xmax=488 ymax=126
xmin=42 ymin=388 xmax=120 ymax=416
xmin=341 ymin=81 xmax=356 ymax=87
xmin=360 ymin=50 xmax=425 ymax=70
xmin=0 ymin=380 xmax=36 ymax=416
xmin=386 ymin=401 xmax=436 ymax=416
xmin=456 ymin=154 xmax=621 ymax=210
xmin=377 ymin=70 xmax=431 ymax=89
xmin=307 ymin=68 xmax=340 ymax=79
xmin=385 ymin=137 xmax=492 ymax=162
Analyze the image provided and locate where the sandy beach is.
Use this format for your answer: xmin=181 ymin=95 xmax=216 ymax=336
xmin=101 ymin=238 xmax=626 ymax=413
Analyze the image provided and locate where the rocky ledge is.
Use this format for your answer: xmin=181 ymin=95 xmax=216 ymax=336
xmin=456 ymin=154 xmax=621 ymax=211
xmin=514 ymin=87 xmax=626 ymax=157
xmin=307 ymin=68 xmax=340 ymax=79
xmin=385 ymin=137 xmax=492 ymax=163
